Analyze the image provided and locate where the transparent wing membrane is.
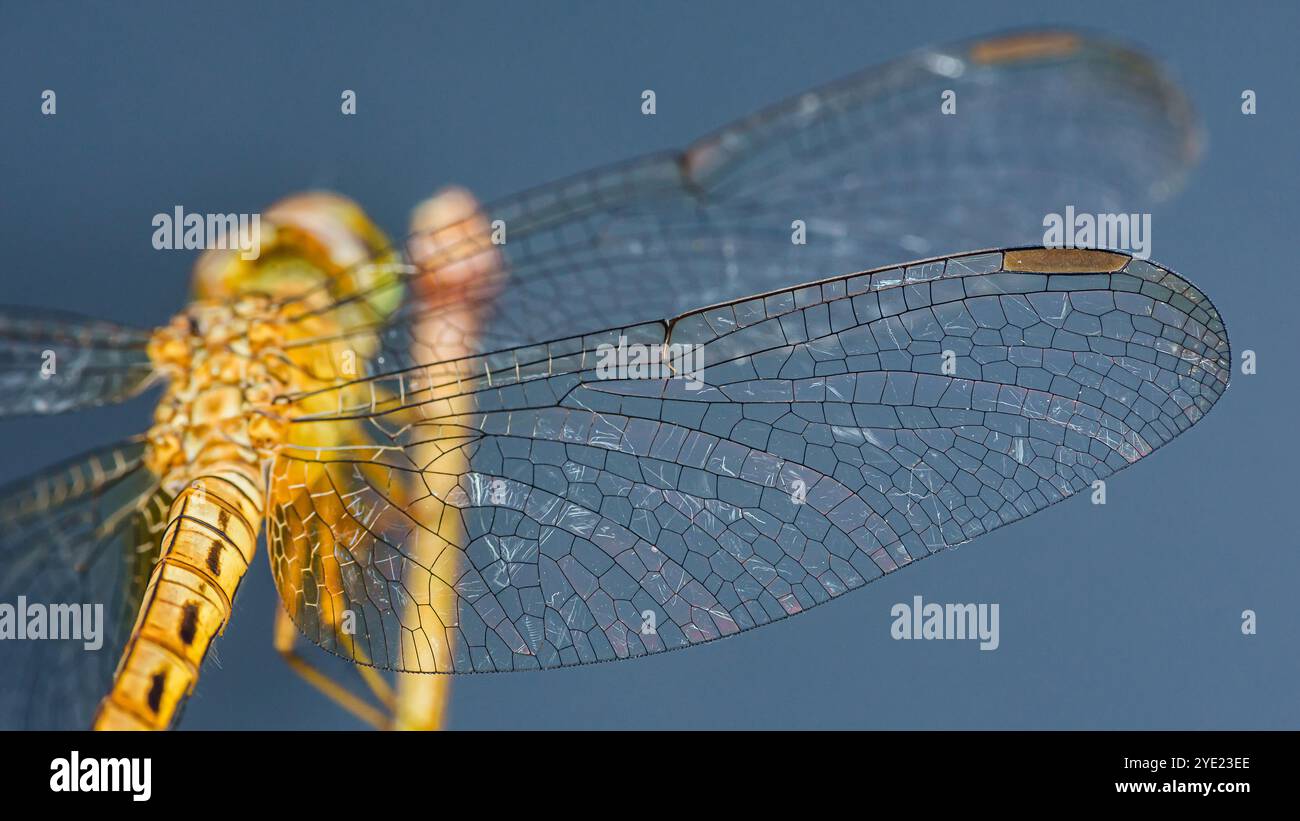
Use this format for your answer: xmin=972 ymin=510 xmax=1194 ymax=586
xmin=0 ymin=307 xmax=157 ymax=416
xmin=0 ymin=28 xmax=1220 ymax=724
xmin=268 ymin=249 xmax=1228 ymax=672
xmin=0 ymin=439 xmax=169 ymax=728
xmin=273 ymin=30 xmax=1199 ymax=380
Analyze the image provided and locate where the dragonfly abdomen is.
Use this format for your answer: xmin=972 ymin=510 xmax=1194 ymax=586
xmin=96 ymin=297 xmax=287 ymax=730
xmin=94 ymin=467 xmax=262 ymax=730
xmin=93 ymin=193 xmax=405 ymax=729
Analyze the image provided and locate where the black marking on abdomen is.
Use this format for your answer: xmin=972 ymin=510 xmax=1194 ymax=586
xmin=147 ymin=671 xmax=166 ymax=713
xmin=179 ymin=602 xmax=199 ymax=645
xmin=206 ymin=540 xmax=222 ymax=575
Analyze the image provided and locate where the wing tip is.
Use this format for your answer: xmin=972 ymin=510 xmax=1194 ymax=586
xmin=961 ymin=27 xmax=1202 ymax=195
xmin=957 ymin=247 xmax=1231 ymax=411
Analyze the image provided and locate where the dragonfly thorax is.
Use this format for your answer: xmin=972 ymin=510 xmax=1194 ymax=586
xmin=143 ymin=296 xmax=294 ymax=494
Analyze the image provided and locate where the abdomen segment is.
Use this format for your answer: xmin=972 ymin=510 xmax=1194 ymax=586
xmin=94 ymin=468 xmax=262 ymax=730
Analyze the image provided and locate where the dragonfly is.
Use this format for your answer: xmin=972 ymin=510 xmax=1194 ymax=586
xmin=0 ymin=29 xmax=1228 ymax=730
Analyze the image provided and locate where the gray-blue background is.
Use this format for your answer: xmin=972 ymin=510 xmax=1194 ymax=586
xmin=1 ymin=0 xmax=1294 ymax=729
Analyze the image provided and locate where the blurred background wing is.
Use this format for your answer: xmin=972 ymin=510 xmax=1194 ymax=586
xmin=0 ymin=438 xmax=169 ymax=728
xmin=0 ymin=306 xmax=158 ymax=416
xmin=275 ymin=29 xmax=1200 ymax=378
xmin=267 ymin=249 xmax=1228 ymax=672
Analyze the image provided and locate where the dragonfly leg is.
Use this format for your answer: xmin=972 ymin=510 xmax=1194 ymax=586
xmin=392 ymin=673 xmax=450 ymax=730
xmin=273 ymin=604 xmax=392 ymax=730
xmin=356 ymin=664 xmax=396 ymax=711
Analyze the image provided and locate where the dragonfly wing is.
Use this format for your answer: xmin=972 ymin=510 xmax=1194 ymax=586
xmin=278 ymin=29 xmax=1199 ymax=375
xmin=0 ymin=306 xmax=158 ymax=416
xmin=268 ymin=248 xmax=1228 ymax=672
xmin=0 ymin=439 xmax=169 ymax=728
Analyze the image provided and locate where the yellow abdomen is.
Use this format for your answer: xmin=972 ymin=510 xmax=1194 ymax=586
xmin=94 ymin=469 xmax=261 ymax=729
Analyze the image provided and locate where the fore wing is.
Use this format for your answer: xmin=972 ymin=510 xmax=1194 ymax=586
xmin=267 ymin=248 xmax=1228 ymax=672
xmin=274 ymin=29 xmax=1200 ymax=377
